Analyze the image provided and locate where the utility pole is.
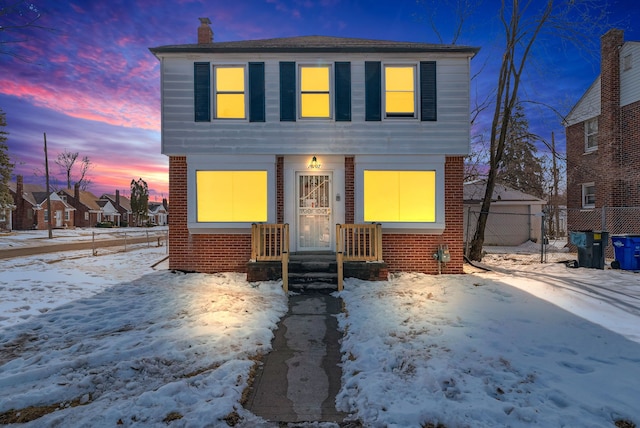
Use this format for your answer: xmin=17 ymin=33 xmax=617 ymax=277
xmin=551 ymin=131 xmax=560 ymax=238
xmin=44 ymin=132 xmax=53 ymax=239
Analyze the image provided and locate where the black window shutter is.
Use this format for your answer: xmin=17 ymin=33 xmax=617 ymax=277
xmin=420 ymin=61 xmax=437 ymax=121
xmin=280 ymin=62 xmax=296 ymax=121
xmin=194 ymin=62 xmax=211 ymax=122
xmin=335 ymin=62 xmax=351 ymax=122
xmin=249 ymin=62 xmax=265 ymax=122
xmin=365 ymin=61 xmax=381 ymax=121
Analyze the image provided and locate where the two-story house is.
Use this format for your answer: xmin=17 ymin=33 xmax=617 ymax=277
xmin=565 ymin=29 xmax=640 ymax=237
xmin=150 ymin=18 xmax=478 ymax=276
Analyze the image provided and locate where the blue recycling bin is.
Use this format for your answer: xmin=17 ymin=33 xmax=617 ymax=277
xmin=611 ymin=235 xmax=640 ymax=271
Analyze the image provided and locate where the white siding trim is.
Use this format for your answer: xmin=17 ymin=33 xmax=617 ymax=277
xmin=354 ymin=155 xmax=446 ymax=233
xmin=187 ymin=155 xmax=276 ymax=233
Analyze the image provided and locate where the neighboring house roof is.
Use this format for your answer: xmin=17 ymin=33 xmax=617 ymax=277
xmin=59 ymin=188 xmax=102 ymax=211
xmin=464 ymin=180 xmax=546 ymax=204
xmin=148 ymin=202 xmax=167 ymax=214
xmin=9 ymin=181 xmax=74 ymax=209
xmin=150 ymin=35 xmax=479 ymax=55
xmin=97 ymin=199 xmax=119 ymax=215
xmin=8 ymin=181 xmax=45 ymax=207
xmin=101 ymin=194 xmax=132 ymax=212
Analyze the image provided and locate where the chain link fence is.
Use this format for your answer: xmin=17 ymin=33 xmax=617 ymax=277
xmin=465 ymin=206 xmax=640 ymax=265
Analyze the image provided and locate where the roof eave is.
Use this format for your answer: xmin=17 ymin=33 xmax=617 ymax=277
xmin=149 ymin=45 xmax=480 ymax=55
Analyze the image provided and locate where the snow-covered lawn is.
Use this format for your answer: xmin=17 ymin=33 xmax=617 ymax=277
xmin=1 ymin=230 xmax=639 ymax=427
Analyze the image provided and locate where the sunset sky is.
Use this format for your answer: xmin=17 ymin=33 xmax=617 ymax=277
xmin=1 ymin=0 xmax=639 ymax=201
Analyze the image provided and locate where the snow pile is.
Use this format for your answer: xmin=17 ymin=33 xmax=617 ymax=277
xmin=337 ymin=272 xmax=640 ymax=427
xmin=1 ymin=266 xmax=287 ymax=426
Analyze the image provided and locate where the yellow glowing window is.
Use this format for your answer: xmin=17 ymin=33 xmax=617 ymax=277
xmin=385 ymin=66 xmax=415 ymax=117
xmin=215 ymin=66 xmax=245 ymax=119
xmin=300 ymin=66 xmax=330 ymax=118
xmin=196 ymin=171 xmax=267 ymax=222
xmin=364 ymin=170 xmax=436 ymax=222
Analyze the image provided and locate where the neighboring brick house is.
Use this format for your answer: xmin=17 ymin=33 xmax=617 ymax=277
xmin=565 ymin=29 xmax=640 ymax=233
xmin=9 ymin=175 xmax=75 ymax=230
xmin=150 ymin=19 xmax=478 ymax=275
xmin=101 ymin=190 xmax=133 ymax=226
xmin=58 ymin=184 xmax=104 ymax=227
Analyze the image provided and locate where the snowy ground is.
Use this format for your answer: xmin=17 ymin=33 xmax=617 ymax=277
xmin=1 ymin=230 xmax=639 ymax=427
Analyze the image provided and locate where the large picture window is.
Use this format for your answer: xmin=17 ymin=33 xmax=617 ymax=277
xmin=364 ymin=170 xmax=436 ymax=222
xmin=300 ymin=65 xmax=331 ymax=118
xmin=214 ymin=66 xmax=246 ymax=119
xmin=196 ymin=171 xmax=267 ymax=222
xmin=384 ymin=66 xmax=416 ymax=118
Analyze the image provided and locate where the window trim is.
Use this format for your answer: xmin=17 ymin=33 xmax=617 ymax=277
xmin=298 ymin=64 xmax=333 ymax=120
xmin=213 ymin=64 xmax=248 ymax=120
xmin=354 ymin=155 xmax=445 ymax=233
xmin=383 ymin=63 xmax=418 ymax=120
xmin=584 ymin=117 xmax=598 ymax=152
xmin=582 ymin=182 xmax=596 ymax=209
xmin=187 ymin=155 xmax=276 ymax=233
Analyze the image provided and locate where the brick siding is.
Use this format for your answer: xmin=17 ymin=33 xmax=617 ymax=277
xmin=168 ymin=156 xmax=251 ymax=273
xmin=169 ymin=155 xmax=465 ymax=275
xmin=381 ymin=156 xmax=464 ymax=274
xmin=566 ymin=30 xmax=640 ymax=233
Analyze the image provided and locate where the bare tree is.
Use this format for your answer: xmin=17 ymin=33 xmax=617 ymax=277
xmin=0 ymin=1 xmax=53 ymax=61
xmin=467 ymin=0 xmax=609 ymax=261
xmin=54 ymin=149 xmax=92 ymax=190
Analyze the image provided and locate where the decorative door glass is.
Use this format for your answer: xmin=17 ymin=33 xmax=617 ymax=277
xmin=297 ymin=173 xmax=332 ymax=250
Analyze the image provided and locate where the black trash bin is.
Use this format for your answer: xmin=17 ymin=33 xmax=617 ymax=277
xmin=570 ymin=230 xmax=609 ymax=269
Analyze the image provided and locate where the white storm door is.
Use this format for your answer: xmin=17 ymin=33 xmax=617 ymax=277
xmin=297 ymin=172 xmax=332 ymax=251
xmin=55 ymin=210 xmax=63 ymax=227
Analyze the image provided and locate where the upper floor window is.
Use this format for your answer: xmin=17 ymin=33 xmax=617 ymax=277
xmin=384 ymin=65 xmax=416 ymax=118
xmin=300 ymin=65 xmax=331 ymax=118
xmin=582 ymin=182 xmax=595 ymax=208
xmin=585 ymin=118 xmax=598 ymax=152
xmin=214 ymin=66 xmax=246 ymax=119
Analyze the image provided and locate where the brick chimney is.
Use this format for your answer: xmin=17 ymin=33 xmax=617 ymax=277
xmin=198 ymin=17 xmax=213 ymax=44
xmin=74 ymin=182 xmax=80 ymax=202
xmin=115 ymin=189 xmax=120 ymax=208
xmin=599 ymin=29 xmax=624 ymax=206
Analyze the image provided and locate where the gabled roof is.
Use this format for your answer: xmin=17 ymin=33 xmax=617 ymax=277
xmin=563 ymin=76 xmax=601 ymax=126
xmin=148 ymin=202 xmax=167 ymax=213
xmin=151 ymin=35 xmax=479 ymax=55
xmin=101 ymin=194 xmax=132 ymax=212
xmin=8 ymin=181 xmax=44 ymax=207
xmin=464 ymin=180 xmax=546 ymax=204
xmin=59 ymin=188 xmax=102 ymax=211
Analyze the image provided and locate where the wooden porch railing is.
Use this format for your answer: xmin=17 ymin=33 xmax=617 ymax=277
xmin=336 ymin=223 xmax=382 ymax=291
xmin=251 ymin=223 xmax=289 ymax=292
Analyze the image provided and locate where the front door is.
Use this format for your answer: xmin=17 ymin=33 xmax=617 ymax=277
xmin=55 ymin=210 xmax=63 ymax=227
xmin=297 ymin=172 xmax=332 ymax=251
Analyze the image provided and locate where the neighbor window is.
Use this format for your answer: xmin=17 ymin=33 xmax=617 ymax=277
xmin=300 ymin=65 xmax=331 ymax=118
xmin=84 ymin=212 xmax=89 ymax=221
xmin=585 ymin=118 xmax=598 ymax=151
xmin=364 ymin=170 xmax=436 ymax=222
xmin=214 ymin=66 xmax=246 ymax=119
xmin=44 ymin=209 xmax=49 ymax=221
xmin=196 ymin=170 xmax=267 ymax=222
xmin=65 ymin=211 xmax=69 ymax=221
xmin=582 ymin=183 xmax=595 ymax=208
xmin=384 ymin=65 xmax=416 ymax=118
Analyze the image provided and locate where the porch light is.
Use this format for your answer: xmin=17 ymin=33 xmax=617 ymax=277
xmin=308 ymin=156 xmax=321 ymax=169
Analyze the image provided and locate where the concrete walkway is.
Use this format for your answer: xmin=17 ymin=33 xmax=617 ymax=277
xmin=245 ymin=292 xmax=349 ymax=424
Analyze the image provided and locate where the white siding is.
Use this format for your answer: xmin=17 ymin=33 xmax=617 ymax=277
xmin=620 ymin=42 xmax=640 ymax=107
xmin=564 ymin=77 xmax=600 ymax=126
xmin=157 ymin=52 xmax=473 ymax=157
